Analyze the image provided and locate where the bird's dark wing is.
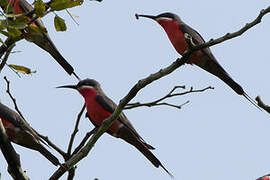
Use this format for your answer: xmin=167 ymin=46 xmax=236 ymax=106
xmin=0 ymin=103 xmax=25 ymax=128
xmin=0 ymin=102 xmax=42 ymax=142
xmin=95 ymin=94 xmax=138 ymax=131
xmin=95 ymin=92 xmax=155 ymax=149
xmin=179 ymin=23 xmax=227 ymax=72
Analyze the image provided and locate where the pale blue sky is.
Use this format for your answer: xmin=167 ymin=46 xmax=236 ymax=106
xmin=1 ymin=0 xmax=270 ymax=179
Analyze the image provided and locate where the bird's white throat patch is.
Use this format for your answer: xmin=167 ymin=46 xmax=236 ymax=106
xmin=157 ymin=17 xmax=174 ymax=21
xmin=78 ymin=85 xmax=95 ymax=90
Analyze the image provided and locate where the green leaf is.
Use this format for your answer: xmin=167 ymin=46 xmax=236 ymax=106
xmin=6 ymin=16 xmax=28 ymax=29
xmin=50 ymin=0 xmax=69 ymax=11
xmin=34 ymin=0 xmax=46 ymax=17
xmin=0 ymin=20 xmax=7 ymax=30
xmin=68 ymin=0 xmax=83 ymax=8
xmin=0 ymin=0 xmax=10 ymax=11
xmin=7 ymin=27 xmax=22 ymax=38
xmin=54 ymin=15 xmax=67 ymax=31
xmin=0 ymin=30 xmax=10 ymax=37
xmin=8 ymin=64 xmax=36 ymax=74
xmin=0 ymin=38 xmax=5 ymax=46
xmin=50 ymin=0 xmax=83 ymax=11
xmin=27 ymin=25 xmax=47 ymax=34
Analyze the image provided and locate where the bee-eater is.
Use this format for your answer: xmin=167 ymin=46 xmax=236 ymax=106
xmin=57 ymin=78 xmax=172 ymax=177
xmin=136 ymin=12 xmax=259 ymax=109
xmin=0 ymin=0 xmax=80 ymax=80
xmin=0 ymin=102 xmax=60 ymax=166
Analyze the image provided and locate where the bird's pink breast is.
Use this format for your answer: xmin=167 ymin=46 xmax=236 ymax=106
xmin=157 ymin=19 xmax=203 ymax=64
xmin=9 ymin=0 xmax=24 ymax=14
xmin=82 ymin=91 xmax=121 ymax=135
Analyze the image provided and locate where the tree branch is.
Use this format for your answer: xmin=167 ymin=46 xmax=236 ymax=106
xmin=255 ymin=96 xmax=270 ymax=114
xmin=49 ymin=5 xmax=270 ymax=179
xmin=125 ymin=86 xmax=214 ymax=110
xmin=66 ymin=104 xmax=85 ymax=180
xmin=4 ymin=76 xmax=25 ymax=119
xmin=67 ymin=104 xmax=86 ymax=156
xmin=4 ymin=76 xmax=68 ymax=161
xmin=71 ymin=128 xmax=97 ymax=156
xmin=190 ymin=6 xmax=270 ymax=51
xmin=0 ymin=120 xmax=29 ymax=180
xmin=0 ymin=44 xmax=15 ymax=73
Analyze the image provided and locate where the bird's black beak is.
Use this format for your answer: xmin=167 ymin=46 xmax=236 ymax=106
xmin=56 ymin=85 xmax=78 ymax=89
xmin=135 ymin=14 xmax=157 ymax=20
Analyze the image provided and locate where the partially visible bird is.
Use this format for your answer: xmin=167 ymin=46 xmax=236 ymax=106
xmin=0 ymin=0 xmax=80 ymax=80
xmin=257 ymin=175 xmax=270 ymax=180
xmin=57 ymin=78 xmax=173 ymax=177
xmin=0 ymin=102 xmax=60 ymax=166
xmin=136 ymin=12 xmax=259 ymax=109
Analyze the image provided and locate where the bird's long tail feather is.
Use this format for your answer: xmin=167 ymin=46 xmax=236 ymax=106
xmin=117 ymin=127 xmax=173 ymax=177
xmin=36 ymin=144 xmax=60 ymax=166
xmin=33 ymin=33 xmax=75 ymax=76
xmin=242 ymin=92 xmax=262 ymax=111
xmin=197 ymin=57 xmax=261 ymax=110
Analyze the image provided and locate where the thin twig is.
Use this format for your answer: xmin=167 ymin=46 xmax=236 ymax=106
xmin=4 ymin=76 xmax=25 ymax=119
xmin=49 ymin=6 xmax=270 ymax=179
xmin=125 ymin=86 xmax=213 ymax=109
xmin=66 ymin=9 xmax=79 ymax=26
xmin=4 ymin=76 xmax=67 ymax=160
xmin=65 ymin=104 xmax=85 ymax=180
xmin=189 ymin=6 xmax=270 ymax=51
xmin=71 ymin=128 xmax=97 ymax=156
xmin=255 ymin=96 xmax=270 ymax=114
xmin=67 ymin=104 xmax=86 ymax=156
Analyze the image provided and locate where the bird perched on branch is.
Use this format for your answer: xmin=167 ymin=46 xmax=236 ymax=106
xmin=0 ymin=0 xmax=80 ymax=80
xmin=0 ymin=102 xmax=60 ymax=166
xmin=57 ymin=78 xmax=172 ymax=177
xmin=136 ymin=12 xmax=259 ymax=109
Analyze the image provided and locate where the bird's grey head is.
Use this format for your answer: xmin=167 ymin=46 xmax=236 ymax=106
xmin=156 ymin=12 xmax=181 ymax=22
xmin=77 ymin=78 xmax=100 ymax=90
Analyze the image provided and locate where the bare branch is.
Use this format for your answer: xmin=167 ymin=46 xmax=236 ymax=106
xmin=255 ymin=96 xmax=270 ymax=114
xmin=125 ymin=86 xmax=214 ymax=110
xmin=191 ymin=6 xmax=270 ymax=51
xmin=4 ymin=76 xmax=25 ymax=119
xmin=0 ymin=120 xmax=29 ymax=180
xmin=49 ymin=6 xmax=270 ymax=179
xmin=66 ymin=9 xmax=79 ymax=26
xmin=66 ymin=104 xmax=85 ymax=180
xmin=71 ymin=128 xmax=97 ymax=156
xmin=4 ymin=76 xmax=68 ymax=160
xmin=67 ymin=104 xmax=86 ymax=156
